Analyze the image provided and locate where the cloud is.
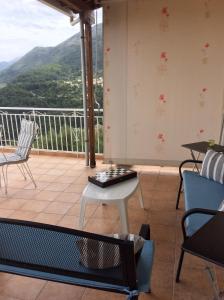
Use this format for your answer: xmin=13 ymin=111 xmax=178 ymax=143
xmin=0 ymin=0 xmax=78 ymax=61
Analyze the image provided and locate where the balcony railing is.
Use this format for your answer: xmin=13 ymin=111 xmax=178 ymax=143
xmin=0 ymin=107 xmax=103 ymax=154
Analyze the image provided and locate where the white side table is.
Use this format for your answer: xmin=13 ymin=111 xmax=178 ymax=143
xmin=79 ymin=177 xmax=144 ymax=233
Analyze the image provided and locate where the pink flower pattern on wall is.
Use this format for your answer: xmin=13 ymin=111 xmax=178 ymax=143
xmin=196 ymin=128 xmax=205 ymax=139
xmin=155 ymin=132 xmax=166 ymax=153
xmin=201 ymin=42 xmax=210 ymax=64
xmin=159 ymin=94 xmax=167 ymax=103
xmin=204 ymin=0 xmax=211 ymax=18
xmin=160 ymin=6 xmax=170 ymax=32
xmin=156 ymin=94 xmax=167 ymax=115
xmin=199 ymin=87 xmax=208 ymax=107
xmin=157 ymin=133 xmax=165 ymax=143
xmin=158 ymin=51 xmax=168 ymax=74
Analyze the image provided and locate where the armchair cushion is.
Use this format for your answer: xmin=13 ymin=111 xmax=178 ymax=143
xmin=200 ymin=149 xmax=224 ymax=184
xmin=183 ymin=170 xmax=224 ymax=236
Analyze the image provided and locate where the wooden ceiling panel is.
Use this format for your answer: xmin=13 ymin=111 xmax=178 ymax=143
xmin=39 ymin=0 xmax=101 ymax=14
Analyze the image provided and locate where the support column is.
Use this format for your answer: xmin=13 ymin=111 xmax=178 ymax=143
xmin=79 ymin=16 xmax=89 ymax=166
xmin=85 ymin=19 xmax=96 ymax=168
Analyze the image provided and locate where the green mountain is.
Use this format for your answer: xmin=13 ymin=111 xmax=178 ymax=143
xmin=0 ymin=24 xmax=102 ymax=83
xmin=0 ymin=24 xmax=103 ymax=108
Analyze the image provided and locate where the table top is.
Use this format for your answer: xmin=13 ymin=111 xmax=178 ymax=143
xmin=182 ymin=212 xmax=224 ymax=268
xmin=82 ymin=177 xmax=139 ymax=202
xmin=182 ymin=141 xmax=224 ymax=154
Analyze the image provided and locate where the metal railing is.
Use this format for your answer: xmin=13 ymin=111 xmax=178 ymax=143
xmin=0 ymin=107 xmax=103 ymax=154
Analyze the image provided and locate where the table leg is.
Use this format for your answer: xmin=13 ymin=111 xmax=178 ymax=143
xmin=190 ymin=150 xmax=200 ymax=173
xmin=79 ymin=196 xmax=86 ymax=229
xmin=117 ymin=201 xmax=129 ymax=234
xmin=137 ymin=179 xmax=144 ymax=209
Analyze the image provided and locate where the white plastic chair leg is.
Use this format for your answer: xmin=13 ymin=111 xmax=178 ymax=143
xmin=117 ymin=201 xmax=129 ymax=234
xmin=137 ymin=180 xmax=144 ymax=209
xmin=79 ymin=196 xmax=86 ymax=229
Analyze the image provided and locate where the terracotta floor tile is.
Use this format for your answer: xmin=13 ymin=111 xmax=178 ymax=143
xmin=24 ymin=181 xmax=50 ymax=190
xmin=63 ymin=170 xmax=83 ymax=177
xmin=84 ymin=218 xmax=118 ymax=234
xmin=35 ymin=190 xmax=60 ymax=201
xmin=67 ymin=203 xmax=98 ymax=218
xmin=7 ymin=180 xmax=29 ymax=189
xmin=44 ymin=201 xmax=73 ymax=214
xmin=37 ymin=281 xmax=85 ymax=300
xmin=149 ymin=211 xmax=177 ymax=227
xmin=55 ymin=192 xmax=81 ymax=203
xmin=31 ymin=168 xmax=50 ymax=175
xmin=92 ymin=204 xmax=120 ymax=220
xmin=44 ymin=182 xmax=70 ymax=192
xmin=20 ymin=200 xmax=51 ymax=212
xmin=0 ymin=275 xmax=46 ymax=300
xmin=34 ymin=212 xmax=63 ymax=225
xmin=46 ymin=169 xmax=66 ymax=176
xmin=0 ymin=198 xmax=27 ymax=210
xmin=81 ymin=288 xmax=124 ymax=300
xmin=57 ymin=215 xmax=80 ymax=229
xmin=173 ymin=267 xmax=213 ymax=300
xmin=54 ymin=176 xmax=78 ymax=184
xmin=154 ymin=174 xmax=179 ymax=192
xmin=0 ymin=208 xmax=15 ymax=217
xmin=0 ymin=188 xmax=21 ymax=197
xmin=0 ymin=295 xmax=19 ymax=300
xmin=9 ymin=210 xmax=38 ymax=221
xmin=11 ymin=189 xmax=41 ymax=200
xmin=75 ymin=176 xmax=88 ymax=184
xmin=65 ymin=184 xmax=86 ymax=193
xmin=127 ymin=207 xmax=149 ymax=223
xmin=154 ymin=240 xmax=175 ymax=264
xmin=38 ymin=174 xmax=59 ymax=183
xmin=140 ymin=174 xmax=159 ymax=191
xmin=151 ymin=224 xmax=176 ymax=243
xmin=151 ymin=262 xmax=174 ymax=290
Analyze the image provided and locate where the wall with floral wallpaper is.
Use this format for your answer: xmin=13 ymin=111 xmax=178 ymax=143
xmin=103 ymin=0 xmax=224 ymax=165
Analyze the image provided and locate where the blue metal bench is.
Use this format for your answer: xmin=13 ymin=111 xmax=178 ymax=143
xmin=0 ymin=219 xmax=154 ymax=300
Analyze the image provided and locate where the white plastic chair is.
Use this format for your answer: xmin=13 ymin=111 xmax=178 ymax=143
xmin=0 ymin=119 xmax=39 ymax=194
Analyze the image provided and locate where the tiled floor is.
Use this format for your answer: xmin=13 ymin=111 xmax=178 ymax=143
xmin=0 ymin=154 xmax=222 ymax=300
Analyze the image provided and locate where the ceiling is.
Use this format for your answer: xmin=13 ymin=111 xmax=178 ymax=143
xmin=39 ymin=0 xmax=102 ymax=15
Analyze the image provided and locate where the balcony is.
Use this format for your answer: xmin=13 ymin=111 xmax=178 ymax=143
xmin=0 ymin=152 xmax=221 ymax=299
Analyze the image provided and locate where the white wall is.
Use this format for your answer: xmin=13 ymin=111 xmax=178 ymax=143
xmin=103 ymin=0 xmax=224 ymax=165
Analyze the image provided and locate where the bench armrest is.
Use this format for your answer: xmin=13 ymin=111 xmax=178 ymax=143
xmin=179 ymin=160 xmax=203 ymax=180
xmin=181 ymin=208 xmax=217 ymax=240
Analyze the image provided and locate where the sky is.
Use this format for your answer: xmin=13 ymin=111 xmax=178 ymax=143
xmin=0 ymin=0 xmax=81 ymax=62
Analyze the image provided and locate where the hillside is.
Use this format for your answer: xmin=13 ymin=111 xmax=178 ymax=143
xmin=0 ymin=24 xmax=103 ymax=109
xmin=0 ymin=59 xmax=16 ymax=72
xmin=0 ymin=23 xmax=103 ymax=83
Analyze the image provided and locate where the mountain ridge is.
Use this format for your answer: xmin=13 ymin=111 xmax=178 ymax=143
xmin=0 ymin=23 xmax=102 ymax=83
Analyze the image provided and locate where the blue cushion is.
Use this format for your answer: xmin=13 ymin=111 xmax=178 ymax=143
xmin=136 ymin=240 xmax=154 ymax=292
xmin=183 ymin=170 xmax=224 ymax=236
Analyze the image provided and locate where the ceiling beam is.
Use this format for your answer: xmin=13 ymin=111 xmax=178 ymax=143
xmin=60 ymin=0 xmax=92 ymax=12
xmin=38 ymin=0 xmax=73 ymax=16
xmin=39 ymin=0 xmax=98 ymax=14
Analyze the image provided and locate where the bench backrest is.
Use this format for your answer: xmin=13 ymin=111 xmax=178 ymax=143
xmin=0 ymin=218 xmax=137 ymax=291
